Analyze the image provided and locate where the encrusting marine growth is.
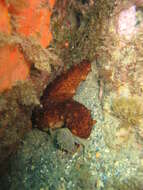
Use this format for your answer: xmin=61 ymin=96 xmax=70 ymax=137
xmin=0 ymin=0 xmax=55 ymax=92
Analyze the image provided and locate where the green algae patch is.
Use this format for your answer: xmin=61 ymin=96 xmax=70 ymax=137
xmin=111 ymin=97 xmax=143 ymax=127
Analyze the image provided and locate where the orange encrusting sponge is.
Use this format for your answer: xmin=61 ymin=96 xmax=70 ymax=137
xmin=0 ymin=44 xmax=30 ymax=92
xmin=0 ymin=0 xmax=55 ymax=92
xmin=7 ymin=0 xmax=55 ymax=48
xmin=0 ymin=0 xmax=11 ymax=34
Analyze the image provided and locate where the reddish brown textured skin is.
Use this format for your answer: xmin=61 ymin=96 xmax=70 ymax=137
xmin=37 ymin=100 xmax=95 ymax=138
xmin=36 ymin=60 xmax=96 ymax=139
xmin=41 ymin=60 xmax=91 ymax=105
xmin=38 ymin=102 xmax=65 ymax=130
xmin=64 ymin=100 xmax=95 ymax=138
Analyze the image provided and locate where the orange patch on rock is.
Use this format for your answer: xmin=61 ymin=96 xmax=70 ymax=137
xmin=8 ymin=0 xmax=55 ymax=47
xmin=0 ymin=44 xmax=29 ymax=92
xmin=0 ymin=0 xmax=11 ymax=34
xmin=0 ymin=0 xmax=55 ymax=92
